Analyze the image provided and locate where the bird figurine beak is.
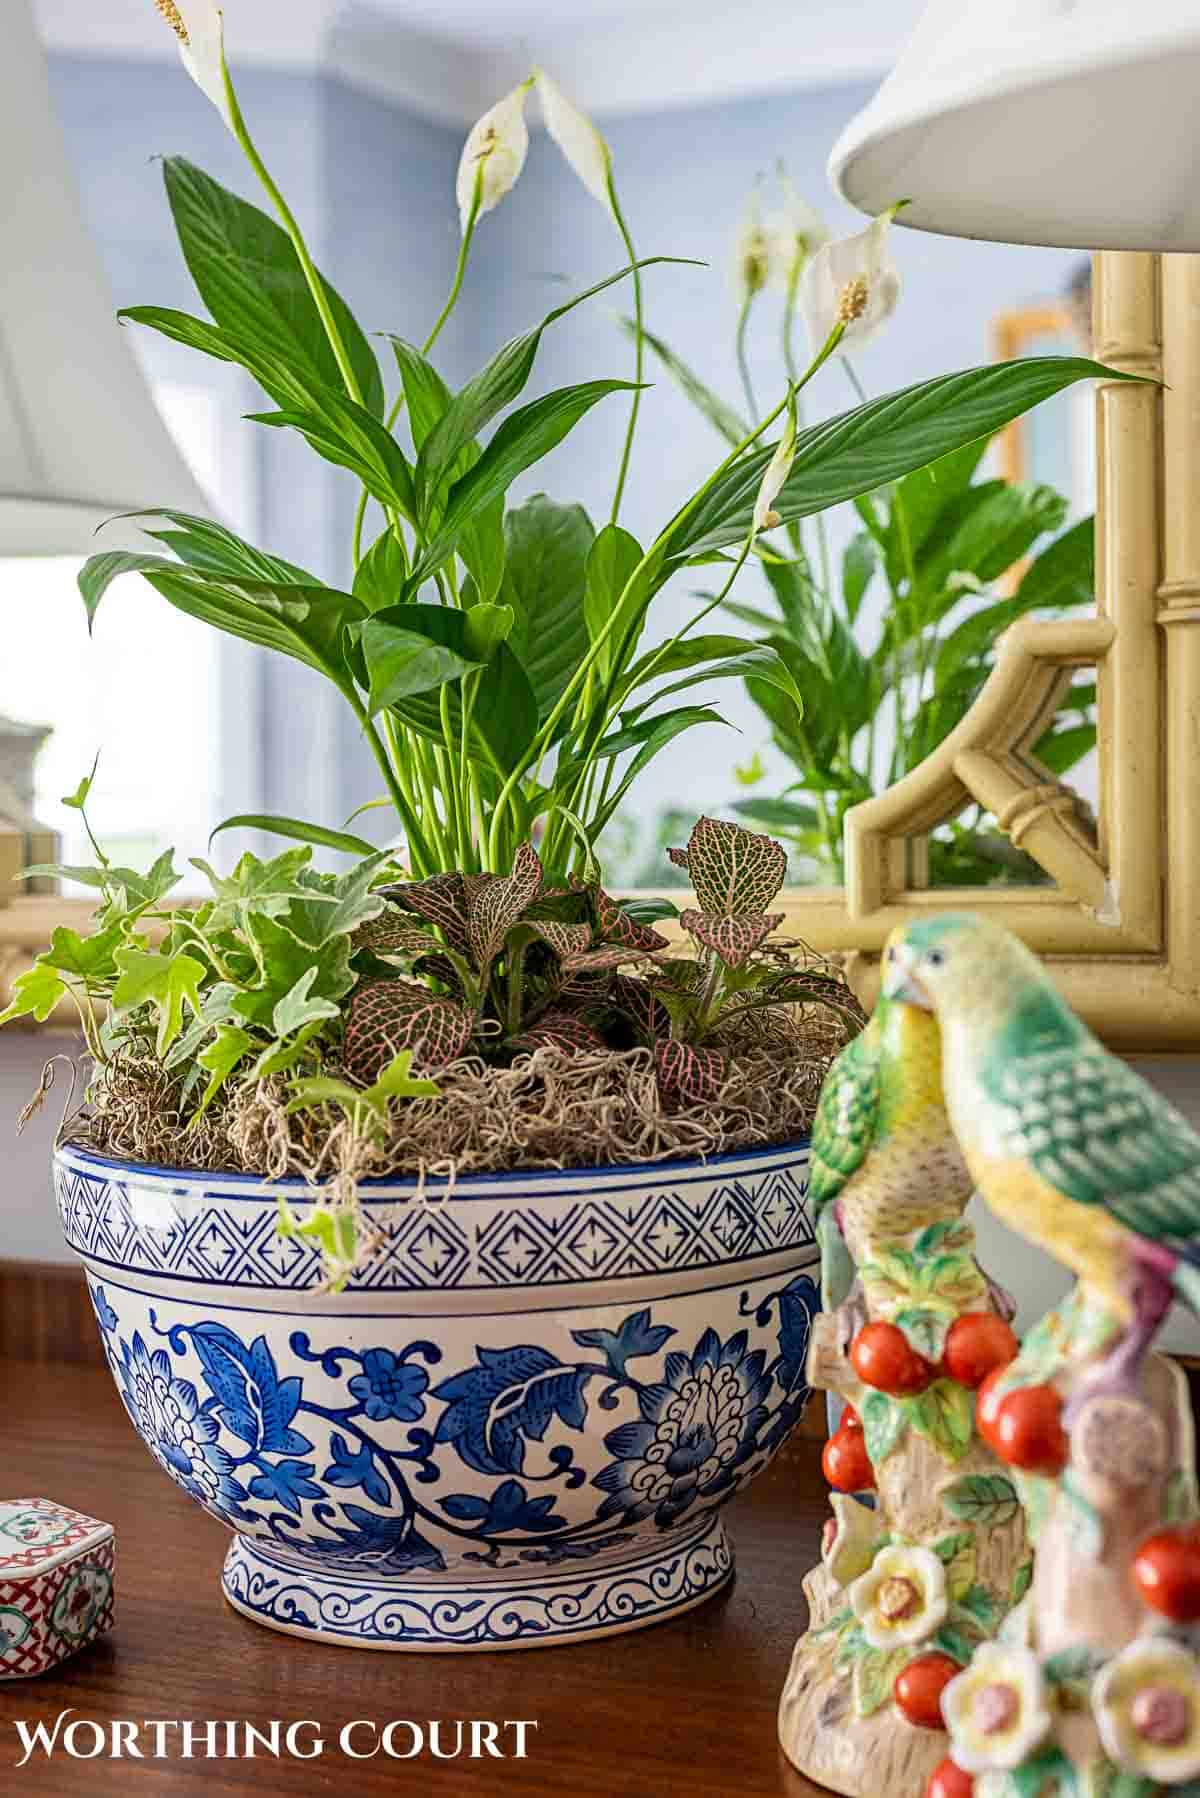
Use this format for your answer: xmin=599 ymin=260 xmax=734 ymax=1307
xmin=881 ymin=942 xmax=932 ymax=1010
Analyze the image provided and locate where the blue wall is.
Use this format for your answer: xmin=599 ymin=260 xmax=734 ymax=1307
xmin=45 ymin=55 xmax=1080 ymax=849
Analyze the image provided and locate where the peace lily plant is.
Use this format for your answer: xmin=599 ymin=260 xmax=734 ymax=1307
xmin=2 ymin=0 xmax=1136 ymax=1279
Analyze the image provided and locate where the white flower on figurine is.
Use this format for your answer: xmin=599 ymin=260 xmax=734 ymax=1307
xmin=820 ymin=1494 xmax=881 ymax=1588
xmin=456 ymin=80 xmax=534 ymax=232
xmin=765 ymin=175 xmax=828 ymax=291
xmin=1093 ymin=1638 xmax=1200 ymax=1785
xmin=154 ymin=0 xmax=235 ymax=132
xmin=534 ymin=70 xmax=613 ymax=214
xmin=799 ymin=207 xmax=902 ymax=353
xmin=848 ymin=1542 xmax=948 ymax=1650
xmin=753 ymin=390 xmax=798 ymax=534
xmin=942 ymin=1642 xmax=1053 ymax=1773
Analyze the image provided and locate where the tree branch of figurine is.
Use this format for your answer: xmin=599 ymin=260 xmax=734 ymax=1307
xmin=780 ymin=913 xmax=1200 ymax=1798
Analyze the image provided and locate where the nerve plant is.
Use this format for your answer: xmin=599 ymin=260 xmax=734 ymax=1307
xmin=0 ymin=4 xmax=1143 ymax=1280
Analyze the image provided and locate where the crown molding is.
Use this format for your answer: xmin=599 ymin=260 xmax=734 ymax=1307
xmin=34 ymin=0 xmax=910 ymax=124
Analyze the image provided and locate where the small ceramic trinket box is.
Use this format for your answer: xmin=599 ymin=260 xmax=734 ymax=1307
xmin=0 ymin=1498 xmax=114 ymax=1678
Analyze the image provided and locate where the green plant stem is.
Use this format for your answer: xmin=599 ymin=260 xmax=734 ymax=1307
xmin=735 ymin=291 xmax=759 ymax=421
xmin=226 ymin=87 xmax=363 ymax=408
xmin=351 ymin=695 xmax=434 ymax=873
xmin=486 ymin=326 xmax=845 ymax=871
xmin=351 ymin=188 xmax=481 ymax=569
xmin=609 ymin=182 xmax=643 ymax=525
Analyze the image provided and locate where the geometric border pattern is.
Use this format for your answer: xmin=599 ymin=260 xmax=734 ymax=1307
xmin=55 ymin=1143 xmax=816 ymax=1293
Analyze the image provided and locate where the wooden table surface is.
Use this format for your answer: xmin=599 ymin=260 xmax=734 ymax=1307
xmin=0 ymin=1359 xmax=835 ymax=1796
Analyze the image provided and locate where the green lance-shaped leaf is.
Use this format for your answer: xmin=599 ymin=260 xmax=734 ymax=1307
xmin=160 ymin=158 xmax=384 ymax=416
xmin=1031 ymin=723 xmax=1097 ymax=776
xmin=126 ymin=510 xmax=319 ymax=587
xmin=209 ymin=815 xmax=379 ymax=858
xmin=673 ymin=358 xmax=1147 ymax=562
xmin=620 ymin=639 xmax=805 ymax=723
xmin=247 ymin=396 xmax=416 ymax=519
xmin=78 ymin=557 xmax=365 ymax=702
xmin=842 ymin=532 xmax=877 ymax=624
xmin=387 ymin=337 xmax=454 ymax=451
xmin=584 ymin=523 xmax=643 ymax=680
xmin=415 ymin=257 xmax=694 ymax=499
xmin=620 ymin=316 xmax=749 ymax=447
xmin=407 ymin=380 xmax=639 ymax=589
xmin=360 ymin=610 xmax=483 ymax=715
xmin=499 ymin=496 xmax=595 ymax=727
xmin=561 ymin=707 xmax=730 ymax=839
xmin=353 ymin=528 xmax=409 ymax=615
xmin=111 ymin=946 xmax=206 ymax=1057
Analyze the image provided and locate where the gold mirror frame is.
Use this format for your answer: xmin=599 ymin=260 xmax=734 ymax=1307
xmin=769 ymin=251 xmax=1196 ymax=1049
xmin=2 ymin=253 xmax=1196 ymax=1049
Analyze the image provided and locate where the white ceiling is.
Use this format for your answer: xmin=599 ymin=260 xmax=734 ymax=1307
xmin=34 ymin=0 xmax=921 ymax=121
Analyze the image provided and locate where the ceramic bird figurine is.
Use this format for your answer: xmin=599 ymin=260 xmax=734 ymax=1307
xmin=882 ymin=912 xmax=1200 ymax=1417
xmin=808 ymin=994 xmax=979 ymax=1335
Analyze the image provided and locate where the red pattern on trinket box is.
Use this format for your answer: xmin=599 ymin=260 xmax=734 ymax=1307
xmin=0 ymin=1499 xmax=115 ymax=1679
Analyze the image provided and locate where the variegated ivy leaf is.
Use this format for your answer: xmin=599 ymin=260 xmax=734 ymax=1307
xmin=379 ymin=871 xmax=470 ymax=952
xmin=654 ymin=1039 xmax=726 ymax=1111
xmin=510 ymin=1008 xmax=605 ymax=1055
xmin=111 ymin=946 xmax=206 ymax=1056
xmin=680 ymin=815 xmax=787 ymax=916
xmin=343 ymin=978 xmax=473 ymax=1081
xmin=679 ymin=909 xmax=784 ymax=969
xmin=465 ymin=841 xmax=544 ymax=969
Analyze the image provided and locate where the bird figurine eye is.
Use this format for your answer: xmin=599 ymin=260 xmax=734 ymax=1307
xmin=925 ymin=949 xmax=946 ymax=968
xmin=886 ymin=947 xmax=897 ymax=963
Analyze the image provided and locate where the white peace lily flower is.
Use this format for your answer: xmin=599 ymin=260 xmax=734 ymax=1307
xmin=534 ymin=69 xmax=613 ymax=215
xmin=766 ymin=178 xmax=828 ymax=290
xmin=820 ymin=1494 xmax=880 ymax=1588
xmin=1094 ymin=1638 xmax=1200 ymax=1785
xmin=799 ymin=207 xmax=902 ymax=353
xmin=154 ymin=0 xmax=235 ymax=132
xmin=753 ymin=391 xmax=798 ymax=534
xmin=941 ymin=1642 xmax=1053 ymax=1774
xmin=734 ymin=193 xmax=772 ymax=303
xmin=456 ymin=81 xmax=533 ymax=233
xmin=848 ymin=1543 xmax=948 ymax=1650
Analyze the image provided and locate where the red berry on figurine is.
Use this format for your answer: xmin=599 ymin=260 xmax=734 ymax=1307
xmin=976 ymin=1366 xmax=1008 ymax=1446
xmin=990 ymin=1384 xmax=1068 ymax=1475
xmin=894 ymin=1653 xmax=961 ymax=1728
xmin=850 ymin=1322 xmax=936 ymax=1396
xmin=822 ymin=1426 xmax=875 ymax=1493
xmin=842 ymin=1405 xmax=862 ymax=1432
xmin=943 ymin=1314 xmax=1019 ymax=1389
xmin=1130 ymin=1525 xmax=1200 ymax=1622
xmin=925 ymin=1756 xmax=975 ymax=1798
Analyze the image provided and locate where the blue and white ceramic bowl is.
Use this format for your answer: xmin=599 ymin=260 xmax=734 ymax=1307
xmin=55 ymin=1140 xmax=818 ymax=1651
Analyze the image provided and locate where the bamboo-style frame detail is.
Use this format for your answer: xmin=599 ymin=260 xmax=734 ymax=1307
xmin=2 ymin=254 xmax=1197 ymax=1049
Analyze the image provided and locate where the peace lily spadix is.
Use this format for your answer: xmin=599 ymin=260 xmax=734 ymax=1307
xmin=534 ymin=69 xmax=614 ymax=215
xmin=456 ymin=79 xmax=534 ymax=232
xmin=734 ymin=190 xmax=772 ymax=303
xmin=154 ymin=0 xmax=235 ymax=132
xmin=799 ymin=204 xmax=903 ymax=353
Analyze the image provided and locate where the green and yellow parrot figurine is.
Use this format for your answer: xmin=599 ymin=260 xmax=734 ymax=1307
xmin=808 ymin=994 xmax=983 ymax=1340
xmin=882 ymin=912 xmax=1200 ymax=1417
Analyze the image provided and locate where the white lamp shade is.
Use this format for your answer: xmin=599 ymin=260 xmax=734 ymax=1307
xmin=1 ymin=0 xmax=210 ymax=554
xmin=830 ymin=0 xmax=1200 ymax=251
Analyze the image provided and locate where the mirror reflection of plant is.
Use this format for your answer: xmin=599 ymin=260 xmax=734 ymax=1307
xmin=78 ymin=10 xmax=1121 ymax=885
xmin=631 ymin=173 xmax=1097 ymax=887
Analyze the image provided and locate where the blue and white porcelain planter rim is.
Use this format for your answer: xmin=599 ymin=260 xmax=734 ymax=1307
xmin=57 ymin=1136 xmax=810 ymax=1193
xmin=56 ymin=1137 xmax=820 ymax=1649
